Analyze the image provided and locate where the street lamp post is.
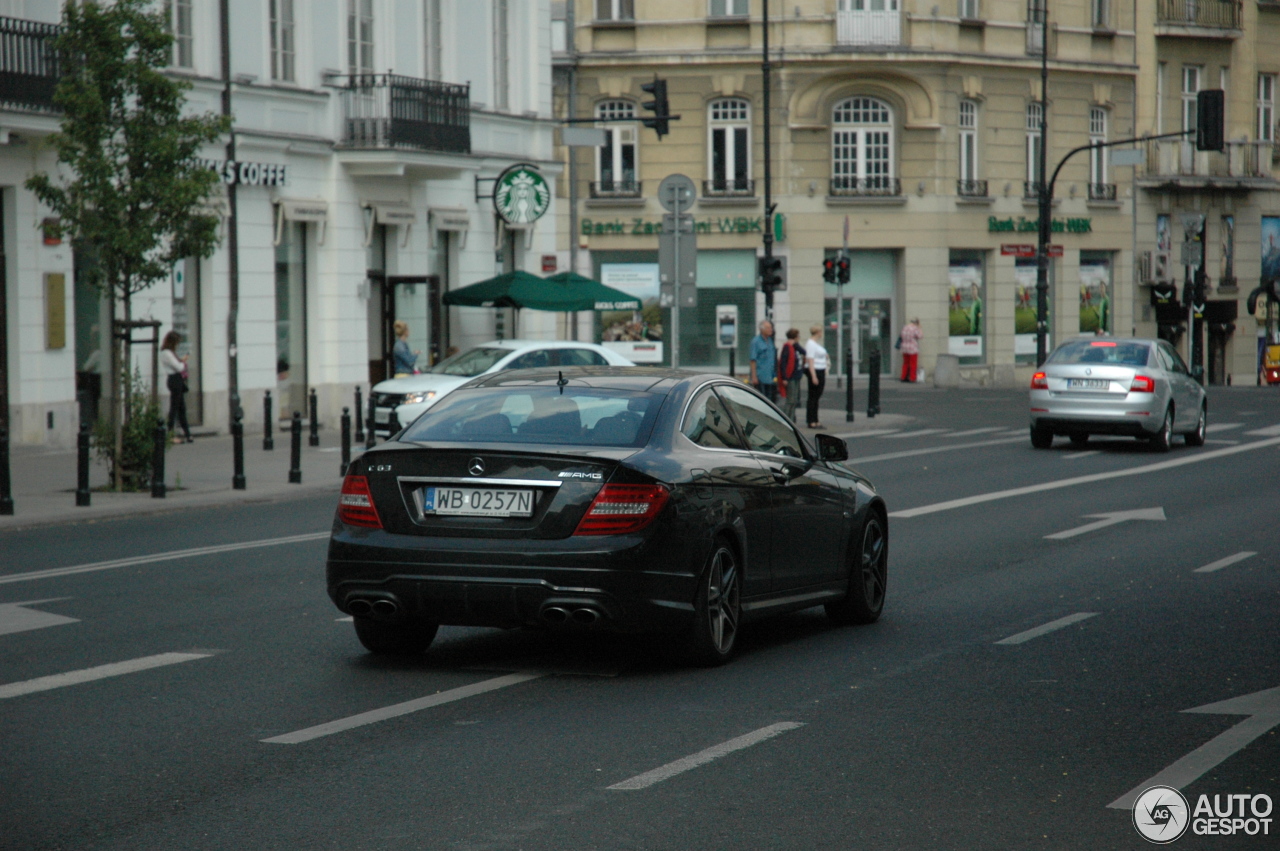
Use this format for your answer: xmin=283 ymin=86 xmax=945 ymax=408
xmin=1034 ymin=0 xmax=1050 ymax=367
xmin=761 ymin=0 xmax=775 ymax=321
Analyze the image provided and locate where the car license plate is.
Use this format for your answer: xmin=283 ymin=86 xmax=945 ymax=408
xmin=1067 ymin=378 xmax=1110 ymax=390
xmin=422 ymin=487 xmax=534 ymax=518
xmin=374 ymin=409 xmax=390 ymax=424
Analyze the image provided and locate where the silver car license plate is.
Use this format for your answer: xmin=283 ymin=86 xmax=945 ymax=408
xmin=1067 ymin=378 xmax=1110 ymax=390
xmin=422 ymin=487 xmax=534 ymax=518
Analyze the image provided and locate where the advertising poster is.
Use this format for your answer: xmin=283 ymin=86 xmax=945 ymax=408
xmin=1015 ymin=258 xmax=1049 ymax=362
xmin=1079 ymin=255 xmax=1111 ymax=334
xmin=1263 ymin=217 xmax=1280 ymax=282
xmin=1157 ymin=213 xmax=1171 ymax=255
xmin=948 ymin=259 xmax=984 ymax=362
xmin=599 ymin=263 xmax=664 ymax=363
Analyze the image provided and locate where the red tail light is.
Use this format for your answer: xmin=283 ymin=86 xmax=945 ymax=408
xmin=573 ymin=484 xmax=670 ymax=536
xmin=1130 ymin=375 xmax=1156 ymax=393
xmin=338 ymin=475 xmax=383 ymax=528
xmin=1030 ymin=372 xmax=1048 ymax=390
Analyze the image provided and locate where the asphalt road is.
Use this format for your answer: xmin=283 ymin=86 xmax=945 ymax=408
xmin=2 ymin=386 xmax=1277 ymax=850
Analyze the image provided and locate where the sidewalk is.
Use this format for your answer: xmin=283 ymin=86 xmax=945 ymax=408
xmin=0 ymin=390 xmax=916 ymax=532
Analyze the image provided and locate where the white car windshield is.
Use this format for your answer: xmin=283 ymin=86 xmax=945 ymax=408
xmin=429 ymin=347 xmax=510 ymax=377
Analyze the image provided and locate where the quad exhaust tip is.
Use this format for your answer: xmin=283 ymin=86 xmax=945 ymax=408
xmin=542 ymin=606 xmax=569 ymax=624
xmin=346 ymin=596 xmax=399 ymax=619
xmin=571 ymin=607 xmax=599 ymax=625
xmin=541 ymin=605 xmax=602 ymax=626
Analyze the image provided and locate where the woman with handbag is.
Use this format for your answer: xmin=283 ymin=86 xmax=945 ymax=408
xmin=161 ymin=331 xmax=193 ymax=444
xmin=899 ymin=318 xmax=922 ymax=382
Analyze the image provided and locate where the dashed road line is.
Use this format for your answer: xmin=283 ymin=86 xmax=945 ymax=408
xmin=879 ymin=428 xmax=949 ymax=439
xmin=0 ymin=652 xmax=214 ymax=699
xmin=1244 ymin=424 xmax=1280 ymax=436
xmin=942 ymin=427 xmax=1007 ymax=438
xmin=607 ymin=722 xmax=805 ymax=791
xmin=831 ymin=429 xmax=902 ymax=439
xmin=995 ymin=613 xmax=1099 ymax=645
xmin=1193 ymin=552 xmax=1257 ymax=574
xmin=1061 ymin=450 xmax=1102 ymax=460
xmin=1205 ymin=423 xmax=1243 ymax=433
xmin=849 ymin=436 xmax=1025 ymax=465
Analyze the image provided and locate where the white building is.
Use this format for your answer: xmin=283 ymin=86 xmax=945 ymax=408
xmin=1 ymin=0 xmax=560 ymax=447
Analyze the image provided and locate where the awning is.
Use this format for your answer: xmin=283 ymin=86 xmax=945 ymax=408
xmin=443 ymin=270 xmax=642 ymax=312
xmin=275 ymin=198 xmax=329 ymax=245
xmin=429 ymin=206 xmax=471 ymax=249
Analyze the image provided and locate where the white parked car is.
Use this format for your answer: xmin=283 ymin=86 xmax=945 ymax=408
xmin=371 ymin=339 xmax=635 ymax=434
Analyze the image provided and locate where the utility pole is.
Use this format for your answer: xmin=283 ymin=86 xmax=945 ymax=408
xmin=1034 ymin=0 xmax=1050 ymax=367
xmin=219 ymin=0 xmax=241 ymax=425
xmin=761 ymin=0 xmax=775 ymax=321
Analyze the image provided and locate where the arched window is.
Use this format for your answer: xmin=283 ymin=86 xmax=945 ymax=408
xmin=707 ymin=98 xmax=752 ymax=196
xmin=831 ymin=97 xmax=896 ymax=195
xmin=594 ymin=100 xmax=639 ymax=197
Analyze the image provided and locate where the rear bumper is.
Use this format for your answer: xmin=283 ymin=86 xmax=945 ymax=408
xmin=1030 ymin=390 xmax=1163 ymax=435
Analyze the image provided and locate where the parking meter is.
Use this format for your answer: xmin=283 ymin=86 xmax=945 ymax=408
xmin=716 ymin=305 xmax=738 ymax=350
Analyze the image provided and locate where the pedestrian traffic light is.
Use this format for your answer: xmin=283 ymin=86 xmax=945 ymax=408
xmin=822 ymin=257 xmax=837 ymax=284
xmin=836 ymin=255 xmax=850 ymax=285
xmin=759 ymin=255 xmax=784 ymax=293
xmin=640 ymin=76 xmax=671 ymax=139
xmin=1196 ymin=89 xmax=1224 ymax=152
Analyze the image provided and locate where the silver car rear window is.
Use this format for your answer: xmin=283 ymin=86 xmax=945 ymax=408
xmin=1047 ymin=340 xmax=1150 ymax=367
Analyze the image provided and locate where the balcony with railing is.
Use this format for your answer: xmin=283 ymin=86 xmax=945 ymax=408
xmin=589 ymin=179 xmax=642 ymax=199
xmin=1156 ymin=0 xmax=1243 ymax=32
xmin=835 ymin=5 xmax=901 ymax=47
xmin=0 ymin=16 xmax=61 ymax=113
xmin=1139 ymin=138 xmax=1275 ymax=187
xmin=335 ymin=74 xmax=470 ymax=155
xmin=1087 ymin=183 xmax=1117 ymax=201
xmin=830 ymin=176 xmax=901 ymax=197
xmin=702 ymin=177 xmax=755 ymax=198
xmin=956 ymin=179 xmax=988 ymax=198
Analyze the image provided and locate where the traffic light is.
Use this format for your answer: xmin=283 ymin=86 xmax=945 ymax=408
xmin=836 ymin=255 xmax=851 ymax=285
xmin=640 ymin=76 xmax=671 ymax=139
xmin=759 ymin=255 xmax=784 ymax=293
xmin=822 ymin=257 xmax=837 ymax=284
xmin=1196 ymin=89 xmax=1224 ymax=152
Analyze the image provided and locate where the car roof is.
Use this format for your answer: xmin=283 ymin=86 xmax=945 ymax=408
xmin=464 ymin=365 xmax=698 ymax=393
xmin=470 ymin=339 xmax=617 ymax=353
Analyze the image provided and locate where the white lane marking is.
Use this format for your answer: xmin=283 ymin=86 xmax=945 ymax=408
xmin=0 ymin=652 xmax=213 ymax=699
xmin=830 ymin=429 xmax=902 ymax=439
xmin=1108 ymin=685 xmax=1280 ymax=810
xmin=1045 ymin=508 xmax=1165 ymax=540
xmin=995 ymin=613 xmax=1098 ymax=645
xmin=262 ymin=671 xmax=546 ymax=744
xmin=335 ymin=616 xmax=353 ymax=622
xmin=0 ymin=598 xmax=78 ymax=636
xmin=1204 ymin=439 xmax=1241 ymax=445
xmin=1193 ymin=551 xmax=1257 ymax=574
xmin=1061 ymin=450 xmax=1102 ymax=460
xmin=889 ymin=436 xmax=1280 ymax=518
xmin=879 ymin=428 xmax=949 ymax=439
xmin=0 ymin=532 xmax=330 ymax=586
xmin=1244 ymin=424 xmax=1280 ymax=436
xmin=943 ymin=427 xmax=1006 ymax=438
xmin=1205 ymin=422 xmax=1243 ymax=433
xmin=607 ymin=722 xmax=805 ymax=791
xmin=849 ymin=436 xmax=1025 ymax=466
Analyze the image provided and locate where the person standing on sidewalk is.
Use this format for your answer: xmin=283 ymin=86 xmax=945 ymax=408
xmin=161 ymin=331 xmax=193 ymax=444
xmin=749 ymin=320 xmax=778 ymax=402
xmin=778 ymin=328 xmax=807 ymax=422
xmin=393 ymin=321 xmax=420 ymax=377
xmin=805 ymin=325 xmax=829 ymax=428
xmin=899 ymin=317 xmax=922 ymax=382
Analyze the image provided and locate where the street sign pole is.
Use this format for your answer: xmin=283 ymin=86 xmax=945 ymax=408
xmin=658 ymin=174 xmax=697 ymax=368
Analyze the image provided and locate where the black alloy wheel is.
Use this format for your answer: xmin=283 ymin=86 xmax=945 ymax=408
xmin=353 ymin=617 xmax=440 ymax=656
xmin=826 ymin=515 xmax=888 ymax=626
xmin=1149 ymin=406 xmax=1174 ymax=453
xmin=687 ymin=540 xmax=742 ymax=666
xmin=1030 ymin=424 xmax=1054 ymax=449
xmin=1185 ymin=404 xmax=1207 ymax=447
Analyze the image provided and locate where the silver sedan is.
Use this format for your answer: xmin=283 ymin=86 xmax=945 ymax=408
xmin=1028 ymin=337 xmax=1207 ymax=452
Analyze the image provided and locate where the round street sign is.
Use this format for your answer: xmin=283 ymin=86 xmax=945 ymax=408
xmin=657 ymin=174 xmax=696 ymax=213
xmin=494 ymin=164 xmax=551 ymax=225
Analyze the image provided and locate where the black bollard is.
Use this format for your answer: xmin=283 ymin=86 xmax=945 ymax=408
xmin=263 ymin=390 xmax=274 ymax=450
xmin=867 ymin=346 xmax=881 ymax=418
xmin=76 ymin=419 xmax=91 ymax=507
xmin=232 ymin=414 xmax=246 ymax=490
xmin=728 ymin=347 xmax=735 ymax=379
xmin=0 ymin=423 xmax=12 ymax=515
xmin=341 ymin=407 xmax=352 ymax=476
xmin=354 ymin=386 xmax=365 ymax=444
xmin=365 ymin=395 xmax=376 ymax=450
xmin=289 ymin=411 xmax=302 ymax=483
xmin=388 ymin=409 xmax=401 ymax=438
xmin=844 ymin=348 xmax=855 ymax=423
xmin=151 ymin=422 xmax=166 ymax=498
xmin=309 ymin=388 xmax=320 ymax=447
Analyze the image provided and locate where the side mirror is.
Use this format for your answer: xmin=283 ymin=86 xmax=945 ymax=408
xmin=815 ymin=433 xmax=848 ymax=462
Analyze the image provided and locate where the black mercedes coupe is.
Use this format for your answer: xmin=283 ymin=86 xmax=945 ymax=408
xmin=326 ymin=367 xmax=888 ymax=665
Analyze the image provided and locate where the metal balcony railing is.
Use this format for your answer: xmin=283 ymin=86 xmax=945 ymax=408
xmin=830 ymin=176 xmax=901 ymax=197
xmin=1142 ymin=138 xmax=1274 ymax=181
xmin=1156 ymin=0 xmax=1242 ymax=28
xmin=1087 ymin=183 xmax=1117 ymax=200
xmin=835 ymin=8 xmax=901 ymax=46
xmin=335 ymin=73 xmax=470 ymax=154
xmin=1024 ymin=180 xmax=1047 ymax=199
xmin=589 ymin=179 xmax=642 ymax=198
xmin=0 ymin=16 xmax=61 ymax=113
xmin=703 ymin=177 xmax=755 ymax=197
xmin=957 ymin=179 xmax=988 ymax=197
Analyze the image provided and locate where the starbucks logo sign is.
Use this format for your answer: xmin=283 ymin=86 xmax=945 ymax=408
xmin=494 ymin=164 xmax=550 ymax=225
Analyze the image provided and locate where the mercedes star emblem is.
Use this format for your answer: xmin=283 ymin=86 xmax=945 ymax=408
xmin=468 ymin=458 xmax=486 ymax=476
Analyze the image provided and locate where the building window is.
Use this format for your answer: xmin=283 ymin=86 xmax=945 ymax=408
xmin=1026 ymin=0 xmax=1046 ymax=55
xmin=270 ymin=0 xmax=295 ymax=83
xmin=710 ymin=0 xmax=749 ymax=15
xmin=168 ymin=0 xmax=193 ymax=69
xmin=595 ymin=100 xmax=638 ymax=196
xmin=707 ymin=98 xmax=751 ymax=195
xmin=426 ymin=0 xmax=443 ymax=80
xmin=831 ymin=96 xmax=896 ymax=195
xmin=958 ymin=0 xmax=979 ymax=19
xmin=1258 ymin=74 xmax=1275 ymax=143
xmin=1025 ymin=101 xmax=1043 ymax=197
xmin=1182 ymin=66 xmax=1201 ymax=133
xmin=1091 ymin=0 xmax=1109 ymax=28
xmin=958 ymin=99 xmax=978 ymax=185
xmin=494 ymin=0 xmax=509 ymax=110
xmin=596 ymin=0 xmax=635 ymax=21
xmin=348 ymin=0 xmax=374 ymax=75
xmin=1089 ymin=107 xmax=1112 ymax=199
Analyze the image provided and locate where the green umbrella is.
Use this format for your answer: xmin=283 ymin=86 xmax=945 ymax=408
xmin=442 ymin=270 xmax=641 ymax=312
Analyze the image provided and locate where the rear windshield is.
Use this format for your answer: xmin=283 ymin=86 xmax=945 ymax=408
xmin=428 ymin=347 xmax=509 ymax=377
xmin=1047 ymin=340 xmax=1150 ymax=367
xmin=400 ymin=386 xmax=662 ymax=447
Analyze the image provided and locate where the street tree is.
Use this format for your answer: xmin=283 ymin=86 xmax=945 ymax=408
xmin=26 ymin=0 xmax=229 ymax=489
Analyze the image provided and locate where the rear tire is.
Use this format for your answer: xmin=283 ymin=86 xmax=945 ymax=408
xmin=826 ymin=514 xmax=887 ymax=626
xmin=1030 ymin=425 xmax=1054 ymax=449
xmin=1149 ymin=406 xmax=1173 ymax=453
xmin=686 ymin=540 xmax=742 ymax=666
xmin=1184 ymin=404 xmax=1207 ymax=447
xmin=353 ymin=617 xmax=439 ymax=656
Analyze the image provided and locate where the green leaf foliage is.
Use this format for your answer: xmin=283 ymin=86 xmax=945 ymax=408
xmin=25 ymin=0 xmax=230 ymax=296
xmin=92 ymin=368 xmax=167 ymax=491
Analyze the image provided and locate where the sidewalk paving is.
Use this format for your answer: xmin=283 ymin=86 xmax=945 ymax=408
xmin=0 ymin=390 xmax=917 ymax=532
